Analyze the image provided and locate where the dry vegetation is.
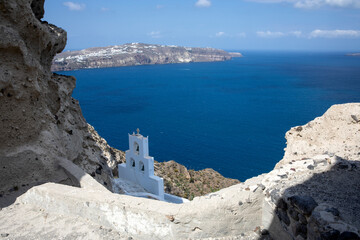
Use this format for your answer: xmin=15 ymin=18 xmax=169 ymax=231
xmin=155 ymin=160 xmax=240 ymax=200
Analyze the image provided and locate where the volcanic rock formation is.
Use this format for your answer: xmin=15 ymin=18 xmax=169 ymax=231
xmin=0 ymin=0 xmax=120 ymax=200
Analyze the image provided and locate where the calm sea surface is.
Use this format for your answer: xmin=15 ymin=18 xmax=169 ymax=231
xmin=60 ymin=52 xmax=360 ymax=181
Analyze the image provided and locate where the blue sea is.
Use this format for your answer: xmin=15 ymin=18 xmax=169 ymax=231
xmin=61 ymin=51 xmax=360 ymax=181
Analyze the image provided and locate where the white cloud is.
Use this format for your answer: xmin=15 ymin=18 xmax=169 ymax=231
xmin=294 ymin=0 xmax=322 ymax=8
xmin=215 ymin=32 xmax=225 ymax=37
xmin=63 ymin=2 xmax=85 ymax=11
xmin=237 ymin=32 xmax=247 ymax=38
xmin=257 ymin=30 xmax=303 ymax=38
xmin=247 ymin=0 xmax=292 ymax=2
xmin=256 ymin=29 xmax=360 ymax=38
xmin=246 ymin=0 xmax=360 ymax=8
xmin=327 ymin=0 xmax=360 ymax=8
xmin=295 ymin=0 xmax=360 ymax=8
xmin=101 ymin=7 xmax=109 ymax=12
xmin=196 ymin=0 xmax=212 ymax=7
xmin=156 ymin=4 xmax=164 ymax=9
xmin=148 ymin=31 xmax=162 ymax=39
xmin=211 ymin=32 xmax=246 ymax=38
xmin=289 ymin=31 xmax=302 ymax=37
xmin=257 ymin=31 xmax=285 ymax=38
xmin=309 ymin=29 xmax=360 ymax=38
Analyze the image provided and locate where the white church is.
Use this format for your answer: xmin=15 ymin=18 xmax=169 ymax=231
xmin=118 ymin=129 xmax=187 ymax=204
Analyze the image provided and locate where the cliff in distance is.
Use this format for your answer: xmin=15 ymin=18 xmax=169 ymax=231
xmin=346 ymin=53 xmax=360 ymax=56
xmin=51 ymin=43 xmax=241 ymax=71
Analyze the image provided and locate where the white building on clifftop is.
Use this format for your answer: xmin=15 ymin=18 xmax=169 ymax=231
xmin=118 ymin=129 xmax=187 ymax=203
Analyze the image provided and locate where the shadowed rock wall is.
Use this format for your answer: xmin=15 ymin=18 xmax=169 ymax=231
xmin=0 ymin=0 xmax=121 ymax=203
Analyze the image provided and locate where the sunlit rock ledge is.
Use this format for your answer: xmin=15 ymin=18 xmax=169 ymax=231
xmin=1 ymin=103 xmax=360 ymax=239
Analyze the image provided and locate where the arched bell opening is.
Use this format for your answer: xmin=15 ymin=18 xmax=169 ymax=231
xmin=134 ymin=141 xmax=140 ymax=155
xmin=139 ymin=161 xmax=145 ymax=172
xmin=130 ymin=158 xmax=135 ymax=168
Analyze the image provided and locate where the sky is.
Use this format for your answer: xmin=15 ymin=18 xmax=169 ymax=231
xmin=44 ymin=0 xmax=360 ymax=51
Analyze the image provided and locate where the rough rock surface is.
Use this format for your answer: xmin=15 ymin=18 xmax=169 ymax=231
xmin=0 ymin=0 xmax=122 ymax=199
xmin=3 ymin=136 xmax=359 ymax=239
xmin=2 ymin=145 xmax=360 ymax=239
xmin=278 ymin=103 xmax=360 ymax=166
xmin=262 ymin=153 xmax=360 ymax=239
xmin=51 ymin=43 xmax=237 ymax=71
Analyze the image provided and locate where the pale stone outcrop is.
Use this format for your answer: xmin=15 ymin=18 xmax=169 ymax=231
xmin=262 ymin=154 xmax=360 ymax=239
xmin=2 ymin=170 xmax=266 ymax=239
xmin=278 ymin=103 xmax=360 ymax=166
xmin=2 ymin=136 xmax=359 ymax=239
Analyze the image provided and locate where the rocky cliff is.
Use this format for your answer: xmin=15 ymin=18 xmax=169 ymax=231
xmin=0 ymin=0 xmax=239 ymax=205
xmin=278 ymin=103 xmax=360 ymax=167
xmin=0 ymin=1 xmax=360 ymax=239
xmin=51 ymin=43 xmax=238 ymax=71
xmin=0 ymin=0 xmax=120 ymax=199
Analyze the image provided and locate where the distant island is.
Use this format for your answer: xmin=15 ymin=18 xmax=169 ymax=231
xmin=346 ymin=53 xmax=360 ymax=56
xmin=51 ymin=43 xmax=242 ymax=71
